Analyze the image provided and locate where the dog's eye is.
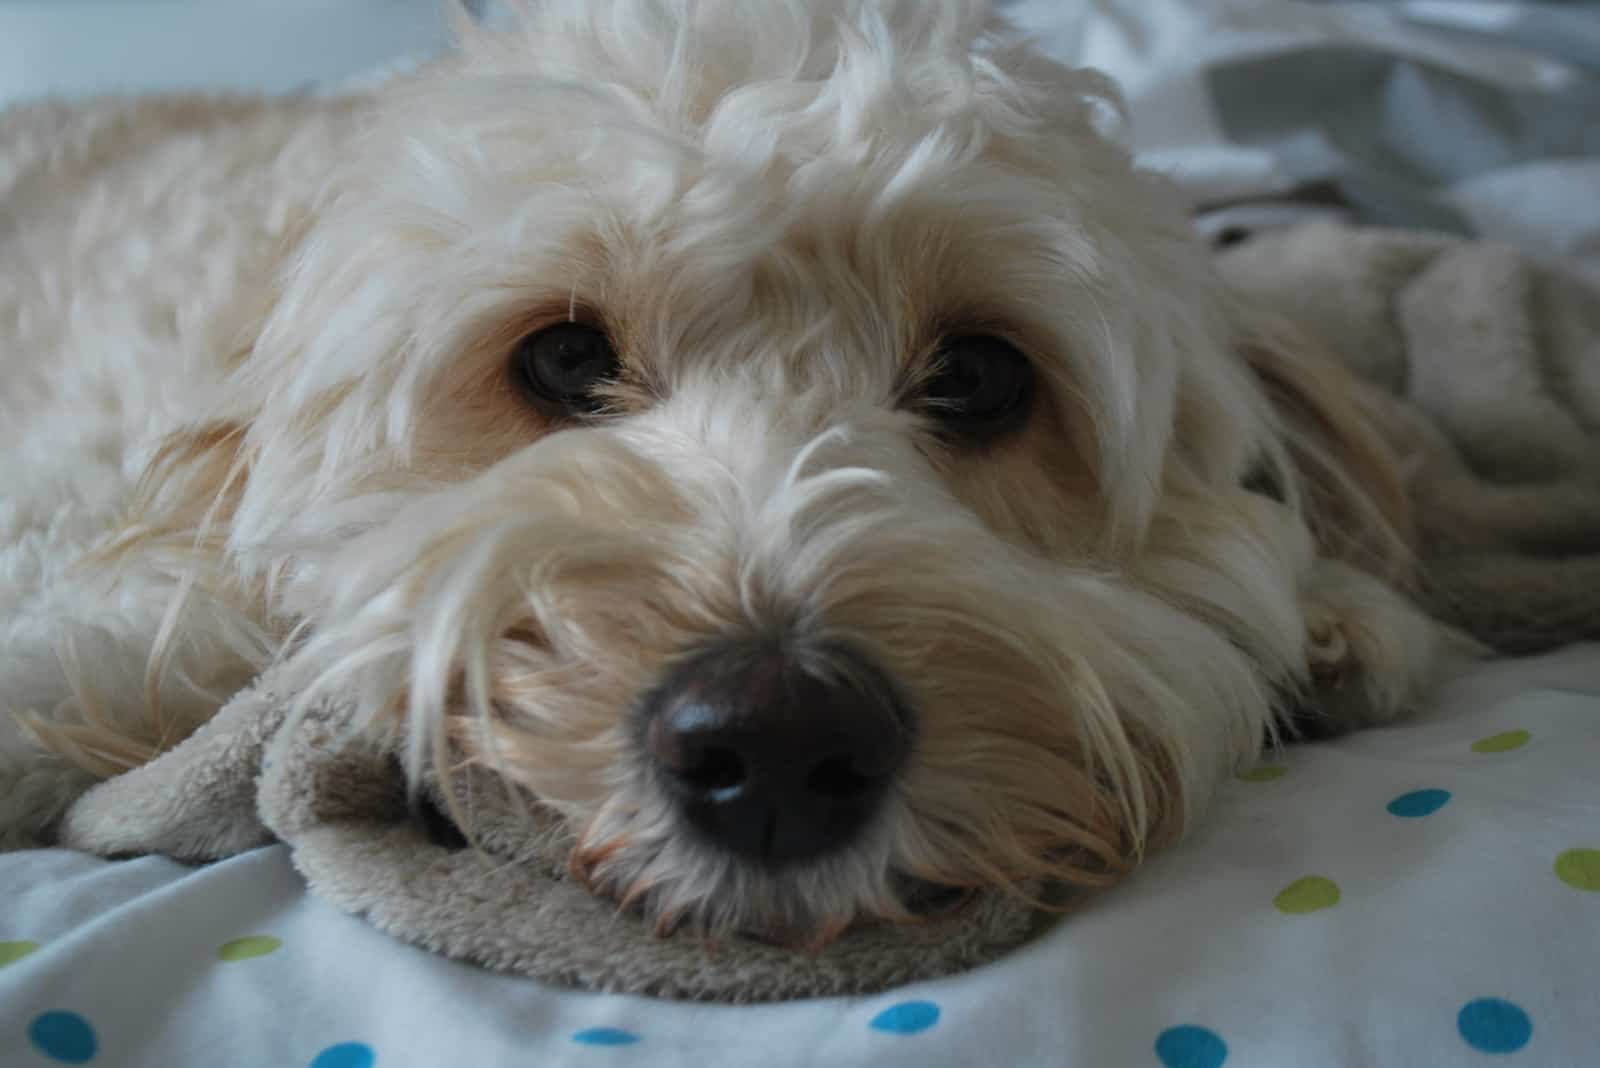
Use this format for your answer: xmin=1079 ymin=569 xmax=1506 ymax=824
xmin=923 ymin=334 xmax=1035 ymax=437
xmin=510 ymin=323 xmax=620 ymax=416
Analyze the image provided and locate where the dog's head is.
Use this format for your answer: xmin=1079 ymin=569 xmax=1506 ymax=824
xmin=174 ymin=0 xmax=1398 ymax=943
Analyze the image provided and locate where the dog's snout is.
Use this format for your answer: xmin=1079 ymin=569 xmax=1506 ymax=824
xmin=642 ymin=640 xmax=911 ymax=865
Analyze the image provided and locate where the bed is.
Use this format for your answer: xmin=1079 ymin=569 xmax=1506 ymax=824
xmin=4 ymin=2 xmax=1598 ymax=1064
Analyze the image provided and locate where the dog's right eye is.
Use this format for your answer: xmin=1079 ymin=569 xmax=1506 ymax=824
xmin=922 ymin=334 xmax=1036 ymax=440
xmin=510 ymin=322 xmax=621 ymax=416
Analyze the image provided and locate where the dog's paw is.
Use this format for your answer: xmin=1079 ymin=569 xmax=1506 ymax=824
xmin=1297 ymin=599 xmax=1407 ymax=735
xmin=0 ymin=765 xmax=96 ymax=851
xmin=0 ymin=723 xmax=100 ymax=851
xmin=1285 ymin=560 xmax=1468 ymax=738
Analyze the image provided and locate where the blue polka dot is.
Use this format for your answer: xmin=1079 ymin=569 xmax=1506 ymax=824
xmin=28 ymin=1011 xmax=98 ymax=1064
xmin=1155 ymin=1025 xmax=1228 ymax=1068
xmin=869 ymin=1001 xmax=941 ymax=1034
xmin=310 ymin=1042 xmax=375 ymax=1068
xmin=1387 ymin=788 xmax=1452 ymax=818
xmin=1458 ymin=998 xmax=1532 ymax=1054
xmin=572 ymin=1028 xmax=641 ymax=1047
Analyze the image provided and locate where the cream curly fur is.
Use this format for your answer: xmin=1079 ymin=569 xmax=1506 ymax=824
xmin=1 ymin=0 xmax=1453 ymax=943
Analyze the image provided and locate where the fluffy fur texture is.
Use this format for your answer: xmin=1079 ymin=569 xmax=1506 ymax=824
xmin=1 ymin=0 xmax=1453 ymax=944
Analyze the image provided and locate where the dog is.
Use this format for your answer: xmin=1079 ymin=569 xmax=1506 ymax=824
xmin=0 ymin=0 xmax=1455 ymax=945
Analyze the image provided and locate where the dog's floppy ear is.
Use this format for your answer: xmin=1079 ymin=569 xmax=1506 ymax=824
xmin=1236 ymin=310 xmax=1416 ymax=587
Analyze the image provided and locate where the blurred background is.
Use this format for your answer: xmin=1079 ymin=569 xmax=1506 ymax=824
xmin=1 ymin=0 xmax=1596 ymax=277
xmin=0 ymin=1 xmax=479 ymax=103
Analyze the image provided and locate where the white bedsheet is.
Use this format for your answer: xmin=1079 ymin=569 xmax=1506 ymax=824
xmin=5 ymin=645 xmax=1598 ymax=1066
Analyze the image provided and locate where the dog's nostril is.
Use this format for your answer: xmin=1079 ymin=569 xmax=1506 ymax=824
xmin=677 ymin=746 xmax=747 ymax=794
xmin=804 ymin=755 xmax=878 ymax=798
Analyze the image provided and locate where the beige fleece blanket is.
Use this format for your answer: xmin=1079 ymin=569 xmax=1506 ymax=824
xmin=59 ymin=659 xmax=1039 ymax=1002
xmin=57 ymin=223 xmax=1600 ymax=1002
xmin=1220 ymin=222 xmax=1600 ymax=652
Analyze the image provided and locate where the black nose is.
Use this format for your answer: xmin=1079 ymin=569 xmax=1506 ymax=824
xmin=641 ymin=640 xmax=912 ymax=865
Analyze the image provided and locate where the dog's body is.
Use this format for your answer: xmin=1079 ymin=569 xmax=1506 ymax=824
xmin=1 ymin=95 xmax=361 ymax=832
xmin=2 ymin=0 xmax=1453 ymax=944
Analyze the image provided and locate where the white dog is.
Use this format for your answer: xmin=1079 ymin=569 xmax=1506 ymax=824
xmin=1 ymin=0 xmax=1451 ymax=945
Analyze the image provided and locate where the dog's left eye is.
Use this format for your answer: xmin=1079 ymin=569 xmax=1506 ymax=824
xmin=923 ymin=334 xmax=1036 ymax=437
xmin=510 ymin=322 xmax=621 ymax=416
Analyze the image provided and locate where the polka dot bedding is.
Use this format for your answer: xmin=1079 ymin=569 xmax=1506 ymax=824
xmin=3 ymin=645 xmax=1597 ymax=1066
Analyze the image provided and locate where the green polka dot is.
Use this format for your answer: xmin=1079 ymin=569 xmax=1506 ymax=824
xmin=1238 ymin=765 xmax=1287 ymax=783
xmin=0 ymin=941 xmax=40 ymax=966
xmin=1274 ymin=876 xmax=1341 ymax=914
xmin=217 ymin=936 xmax=281 ymax=962
xmin=1471 ymin=729 xmax=1529 ymax=754
xmin=1554 ymin=849 xmax=1600 ymax=892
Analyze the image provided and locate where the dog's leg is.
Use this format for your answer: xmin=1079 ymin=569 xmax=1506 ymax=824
xmin=1 ymin=592 xmax=262 ymax=849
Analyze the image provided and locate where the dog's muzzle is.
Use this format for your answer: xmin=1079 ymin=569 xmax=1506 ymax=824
xmin=639 ymin=639 xmax=912 ymax=865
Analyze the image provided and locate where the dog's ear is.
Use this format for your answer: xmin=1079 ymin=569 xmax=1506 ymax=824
xmin=1236 ymin=311 xmax=1416 ymax=587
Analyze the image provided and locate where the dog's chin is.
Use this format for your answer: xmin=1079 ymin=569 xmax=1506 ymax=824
xmin=570 ymin=812 xmax=976 ymax=949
